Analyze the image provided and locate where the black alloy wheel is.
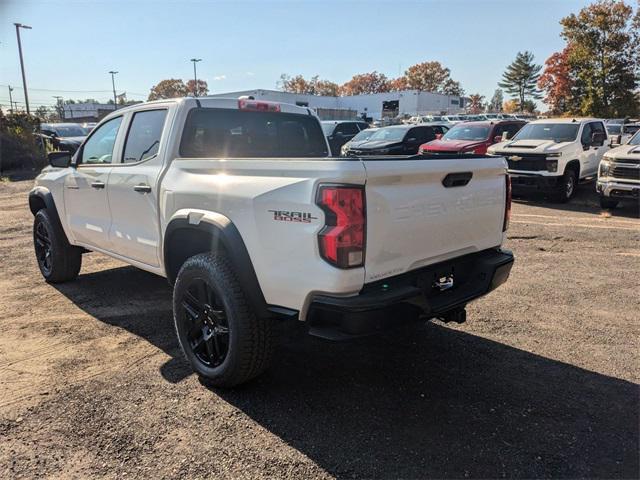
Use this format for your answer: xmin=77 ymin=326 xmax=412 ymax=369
xmin=34 ymin=220 xmax=53 ymax=276
xmin=179 ymin=278 xmax=230 ymax=368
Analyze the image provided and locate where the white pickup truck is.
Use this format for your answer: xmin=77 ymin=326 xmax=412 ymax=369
xmin=30 ymin=97 xmax=514 ymax=386
xmin=488 ymin=118 xmax=610 ymax=202
xmin=597 ymin=129 xmax=640 ymax=208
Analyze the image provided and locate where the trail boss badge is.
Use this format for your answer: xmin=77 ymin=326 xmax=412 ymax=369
xmin=268 ymin=210 xmax=317 ymax=223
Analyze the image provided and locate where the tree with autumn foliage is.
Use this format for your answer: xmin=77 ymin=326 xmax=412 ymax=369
xmin=387 ymin=76 xmax=409 ymax=92
xmin=502 ymin=99 xmax=519 ymax=114
xmin=278 ymin=74 xmax=341 ymax=96
xmin=400 ymin=61 xmax=464 ymax=95
xmin=186 ymin=79 xmax=209 ymax=97
xmin=559 ymin=0 xmax=638 ymax=117
xmin=467 ymin=94 xmax=486 ymax=114
xmin=148 ymin=79 xmax=188 ymax=100
xmin=340 ymin=71 xmax=390 ymax=95
xmin=538 ymin=48 xmax=574 ymax=115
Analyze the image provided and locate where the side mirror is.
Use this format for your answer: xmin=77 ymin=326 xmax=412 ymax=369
xmin=435 ymin=133 xmax=443 ymax=140
xmin=48 ymin=151 xmax=72 ymax=168
xmin=591 ymin=132 xmax=606 ymax=147
xmin=493 ymin=135 xmax=503 ymax=143
xmin=611 ymin=134 xmax=622 ymax=145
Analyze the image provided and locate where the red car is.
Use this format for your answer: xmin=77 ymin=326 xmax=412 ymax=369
xmin=419 ymin=120 xmax=526 ymax=155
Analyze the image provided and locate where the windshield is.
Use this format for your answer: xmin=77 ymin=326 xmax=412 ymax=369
xmin=443 ymin=125 xmax=490 ymax=141
xmin=629 ymin=131 xmax=640 ymax=145
xmin=351 ymin=129 xmax=377 ymax=142
xmin=48 ymin=126 xmax=86 ymax=137
xmin=606 ymin=124 xmax=622 ymax=134
xmin=321 ymin=123 xmax=337 ymax=135
xmin=367 ymin=127 xmax=408 ymax=142
xmin=512 ymin=123 xmax=579 ymax=143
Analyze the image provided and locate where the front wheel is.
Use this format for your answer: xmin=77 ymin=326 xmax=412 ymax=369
xmin=33 ymin=209 xmax=82 ymax=283
xmin=550 ymin=169 xmax=577 ymax=203
xmin=599 ymin=196 xmax=619 ymax=209
xmin=172 ymin=253 xmax=274 ymax=387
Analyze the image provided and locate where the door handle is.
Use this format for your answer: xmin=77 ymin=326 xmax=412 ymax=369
xmin=442 ymin=172 xmax=473 ymax=188
xmin=91 ymin=181 xmax=105 ymax=189
xmin=133 ymin=184 xmax=152 ymax=193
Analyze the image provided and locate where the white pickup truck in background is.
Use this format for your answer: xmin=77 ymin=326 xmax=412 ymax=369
xmin=488 ymin=118 xmax=610 ymax=202
xmin=597 ymin=129 xmax=640 ymax=208
xmin=30 ymin=97 xmax=514 ymax=386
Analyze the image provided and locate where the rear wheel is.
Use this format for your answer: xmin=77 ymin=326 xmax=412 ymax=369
xmin=172 ymin=253 xmax=273 ymax=387
xmin=599 ymin=196 xmax=619 ymax=209
xmin=33 ymin=209 xmax=82 ymax=283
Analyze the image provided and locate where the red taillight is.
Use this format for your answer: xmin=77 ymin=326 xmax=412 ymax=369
xmin=238 ymin=99 xmax=281 ymax=112
xmin=316 ymin=185 xmax=365 ymax=268
xmin=503 ymin=174 xmax=511 ymax=232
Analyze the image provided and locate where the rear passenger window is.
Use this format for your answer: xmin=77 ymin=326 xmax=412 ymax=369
xmin=122 ymin=109 xmax=167 ymax=163
xmin=411 ymin=127 xmax=435 ymax=142
xmin=180 ymin=108 xmax=329 ymax=158
xmin=335 ymin=123 xmax=360 ymax=135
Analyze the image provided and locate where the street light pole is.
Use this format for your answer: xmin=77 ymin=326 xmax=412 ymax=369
xmin=108 ymin=71 xmax=118 ymax=109
xmin=8 ymin=86 xmax=14 ymax=114
xmin=190 ymin=58 xmax=201 ymax=97
xmin=14 ymin=23 xmax=32 ymax=115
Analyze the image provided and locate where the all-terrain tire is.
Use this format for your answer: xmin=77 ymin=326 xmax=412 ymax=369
xmin=33 ymin=209 xmax=82 ymax=283
xmin=172 ymin=252 xmax=274 ymax=387
xmin=550 ymin=168 xmax=578 ymax=203
xmin=599 ymin=196 xmax=619 ymax=209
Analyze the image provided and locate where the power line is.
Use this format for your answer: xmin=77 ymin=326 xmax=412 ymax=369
xmin=0 ymin=84 xmax=148 ymax=96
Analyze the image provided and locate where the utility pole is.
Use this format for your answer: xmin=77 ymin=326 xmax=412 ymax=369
xmin=14 ymin=23 xmax=32 ymax=115
xmin=108 ymin=71 xmax=118 ymax=109
xmin=53 ymin=96 xmax=63 ymax=120
xmin=7 ymin=86 xmax=14 ymax=113
xmin=190 ymin=58 xmax=201 ymax=97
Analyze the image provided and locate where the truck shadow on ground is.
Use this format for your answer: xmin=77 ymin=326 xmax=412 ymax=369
xmin=54 ymin=265 xmax=639 ymax=479
xmin=513 ymin=182 xmax=639 ymax=219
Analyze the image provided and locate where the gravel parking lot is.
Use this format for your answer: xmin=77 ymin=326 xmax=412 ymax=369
xmin=0 ymin=177 xmax=638 ymax=479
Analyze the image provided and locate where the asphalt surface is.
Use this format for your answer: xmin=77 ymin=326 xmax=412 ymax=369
xmin=0 ymin=177 xmax=638 ymax=479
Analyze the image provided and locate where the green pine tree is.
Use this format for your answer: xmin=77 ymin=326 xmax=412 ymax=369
xmin=499 ymin=51 xmax=542 ymax=111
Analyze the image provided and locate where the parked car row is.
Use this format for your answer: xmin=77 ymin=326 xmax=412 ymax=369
xmin=324 ymin=115 xmax=636 ymax=208
xmin=605 ymin=119 xmax=640 ymax=146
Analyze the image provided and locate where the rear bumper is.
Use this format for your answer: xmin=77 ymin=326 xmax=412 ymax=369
xmin=308 ymin=248 xmax=514 ymax=338
xmin=597 ymin=180 xmax=640 ymax=199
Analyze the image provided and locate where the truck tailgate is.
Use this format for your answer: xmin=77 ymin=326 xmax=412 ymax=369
xmin=362 ymin=156 xmax=507 ymax=283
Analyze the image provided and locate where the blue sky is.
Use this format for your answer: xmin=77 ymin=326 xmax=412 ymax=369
xmin=0 ymin=0 xmax=601 ymax=110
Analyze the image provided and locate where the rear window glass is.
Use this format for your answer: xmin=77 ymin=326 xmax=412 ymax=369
xmin=180 ymin=108 xmax=329 ymax=158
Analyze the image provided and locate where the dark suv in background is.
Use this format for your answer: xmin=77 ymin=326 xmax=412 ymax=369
xmin=345 ymin=123 xmax=449 ymax=156
xmin=322 ymin=120 xmax=369 ymax=156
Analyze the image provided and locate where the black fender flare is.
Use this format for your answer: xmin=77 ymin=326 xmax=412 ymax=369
xmin=164 ymin=216 xmax=270 ymax=318
xmin=29 ymin=187 xmax=63 ymax=228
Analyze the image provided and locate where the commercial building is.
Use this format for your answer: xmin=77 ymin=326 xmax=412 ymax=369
xmin=207 ymin=89 xmax=466 ymax=120
xmin=62 ymin=102 xmax=116 ymax=123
